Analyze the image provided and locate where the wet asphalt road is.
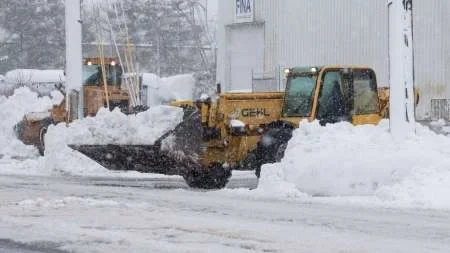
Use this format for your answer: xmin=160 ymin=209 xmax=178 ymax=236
xmin=0 ymin=239 xmax=69 ymax=253
xmin=0 ymin=172 xmax=449 ymax=252
xmin=0 ymin=172 xmax=258 ymax=253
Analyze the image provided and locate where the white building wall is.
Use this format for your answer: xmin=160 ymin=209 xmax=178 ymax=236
xmin=216 ymin=0 xmax=234 ymax=91
xmin=229 ymin=24 xmax=265 ymax=91
xmin=274 ymin=0 xmax=388 ymax=85
xmin=217 ymin=0 xmax=450 ymax=119
xmin=413 ymin=0 xmax=450 ymax=118
xmin=254 ymin=0 xmax=280 ymax=75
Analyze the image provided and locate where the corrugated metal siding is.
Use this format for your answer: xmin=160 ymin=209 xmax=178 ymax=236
xmin=255 ymin=0 xmax=280 ymax=74
xmin=413 ymin=0 xmax=450 ymax=119
xmin=275 ymin=0 xmax=388 ymax=85
xmin=215 ymin=0 xmax=234 ymax=90
xmin=217 ymin=0 xmax=450 ymax=119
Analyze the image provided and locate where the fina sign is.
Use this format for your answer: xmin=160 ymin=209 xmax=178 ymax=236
xmin=235 ymin=0 xmax=254 ymax=23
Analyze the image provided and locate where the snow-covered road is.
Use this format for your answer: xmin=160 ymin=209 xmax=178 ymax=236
xmin=0 ymin=173 xmax=448 ymax=253
xmin=1 ymin=88 xmax=450 ymax=252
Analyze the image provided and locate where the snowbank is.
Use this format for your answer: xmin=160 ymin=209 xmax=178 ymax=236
xmin=255 ymin=163 xmax=306 ymax=198
xmin=0 ymin=87 xmax=58 ymax=159
xmin=143 ymin=73 xmax=195 ymax=106
xmin=258 ymin=120 xmax=450 ymax=209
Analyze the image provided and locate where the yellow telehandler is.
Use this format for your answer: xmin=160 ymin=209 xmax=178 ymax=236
xmin=71 ymin=65 xmax=389 ymax=189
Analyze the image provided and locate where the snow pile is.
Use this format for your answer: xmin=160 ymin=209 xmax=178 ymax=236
xmin=258 ymin=120 xmax=450 ymax=208
xmin=255 ymin=163 xmax=306 ymax=198
xmin=0 ymin=87 xmax=58 ymax=159
xmin=143 ymin=73 xmax=195 ymax=106
xmin=430 ymin=119 xmax=446 ymax=127
xmin=427 ymin=119 xmax=450 ymax=134
xmin=43 ymin=105 xmax=184 ymax=174
xmin=47 ymin=105 xmax=183 ymax=146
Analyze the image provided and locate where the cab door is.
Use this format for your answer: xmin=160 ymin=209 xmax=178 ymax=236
xmin=315 ymin=70 xmax=350 ymax=125
xmin=349 ymin=68 xmax=382 ymax=125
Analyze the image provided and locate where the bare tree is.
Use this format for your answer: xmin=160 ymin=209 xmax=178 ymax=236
xmin=0 ymin=0 xmax=65 ymax=73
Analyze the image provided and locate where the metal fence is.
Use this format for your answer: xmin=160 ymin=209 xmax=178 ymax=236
xmin=251 ymin=68 xmax=280 ymax=92
xmin=252 ymin=76 xmax=277 ymax=92
xmin=431 ymin=99 xmax=450 ymax=121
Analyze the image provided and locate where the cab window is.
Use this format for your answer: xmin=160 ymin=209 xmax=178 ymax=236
xmin=316 ymin=71 xmax=348 ymax=122
xmin=282 ymin=75 xmax=317 ymax=117
xmin=352 ymin=70 xmax=379 ymax=115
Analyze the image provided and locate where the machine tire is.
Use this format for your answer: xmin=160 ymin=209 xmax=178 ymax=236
xmin=254 ymin=125 xmax=293 ymax=178
xmin=183 ymin=163 xmax=232 ymax=189
xmin=274 ymin=142 xmax=288 ymax=162
xmin=37 ymin=126 xmax=48 ymax=156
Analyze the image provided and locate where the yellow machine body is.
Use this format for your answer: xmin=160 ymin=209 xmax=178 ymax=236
xmin=172 ymin=65 xmax=387 ymax=169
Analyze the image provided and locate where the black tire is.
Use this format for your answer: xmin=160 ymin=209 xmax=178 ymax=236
xmin=274 ymin=142 xmax=288 ymax=161
xmin=34 ymin=117 xmax=54 ymax=156
xmin=37 ymin=126 xmax=47 ymax=156
xmin=183 ymin=163 xmax=232 ymax=189
xmin=254 ymin=126 xmax=293 ymax=178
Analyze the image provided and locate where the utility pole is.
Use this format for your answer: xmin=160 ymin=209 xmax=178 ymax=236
xmin=156 ymin=17 xmax=161 ymax=77
xmin=65 ymin=0 xmax=83 ymax=120
xmin=388 ymin=0 xmax=416 ymax=137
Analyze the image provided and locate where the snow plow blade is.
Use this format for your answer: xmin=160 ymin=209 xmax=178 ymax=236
xmin=69 ymin=106 xmax=203 ymax=177
xmin=69 ymin=144 xmax=189 ymax=175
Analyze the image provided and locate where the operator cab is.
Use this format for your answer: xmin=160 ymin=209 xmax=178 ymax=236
xmin=82 ymin=57 xmax=130 ymax=116
xmin=282 ymin=66 xmax=381 ymax=125
xmin=82 ymin=58 xmax=122 ymax=87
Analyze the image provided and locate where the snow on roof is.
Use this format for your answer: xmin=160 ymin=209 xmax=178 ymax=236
xmin=161 ymin=74 xmax=195 ymax=100
xmin=4 ymin=69 xmax=65 ymax=84
xmin=142 ymin=73 xmax=195 ymax=106
xmin=141 ymin=73 xmax=162 ymax=89
xmin=228 ymin=89 xmax=253 ymax=93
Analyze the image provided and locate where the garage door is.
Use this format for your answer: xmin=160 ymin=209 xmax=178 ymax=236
xmin=228 ymin=24 xmax=264 ymax=91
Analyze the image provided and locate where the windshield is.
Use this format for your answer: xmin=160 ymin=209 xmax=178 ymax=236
xmin=352 ymin=70 xmax=379 ymax=115
xmin=282 ymin=74 xmax=317 ymax=117
xmin=82 ymin=64 xmax=122 ymax=86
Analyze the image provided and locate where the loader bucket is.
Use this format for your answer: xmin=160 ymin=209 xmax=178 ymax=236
xmin=69 ymin=106 xmax=203 ymax=176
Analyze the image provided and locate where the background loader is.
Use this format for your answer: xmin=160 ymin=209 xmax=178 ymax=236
xmin=71 ymin=65 xmax=391 ymax=189
xmin=14 ymin=57 xmax=134 ymax=155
